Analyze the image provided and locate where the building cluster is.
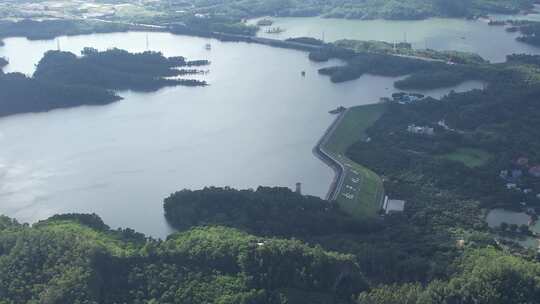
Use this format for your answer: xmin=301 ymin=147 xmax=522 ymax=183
xmin=391 ymin=92 xmax=425 ymax=104
xmin=381 ymin=92 xmax=426 ymax=104
xmin=407 ymin=124 xmax=435 ymax=136
xmin=500 ymin=156 xmax=540 ymax=205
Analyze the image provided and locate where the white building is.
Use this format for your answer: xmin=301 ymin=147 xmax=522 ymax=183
xmin=382 ymin=196 xmax=406 ymax=214
xmin=407 ymin=124 xmax=434 ymax=136
xmin=506 ymin=183 xmax=517 ymax=190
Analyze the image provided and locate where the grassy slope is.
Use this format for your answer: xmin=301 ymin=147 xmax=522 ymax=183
xmin=440 ymin=147 xmax=492 ymax=168
xmin=323 ymin=104 xmax=386 ymax=218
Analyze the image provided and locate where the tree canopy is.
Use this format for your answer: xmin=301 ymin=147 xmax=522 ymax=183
xmin=0 ymin=215 xmax=366 ymax=303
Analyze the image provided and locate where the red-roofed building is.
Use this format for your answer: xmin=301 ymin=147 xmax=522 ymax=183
xmin=529 ymin=166 xmax=540 ymax=177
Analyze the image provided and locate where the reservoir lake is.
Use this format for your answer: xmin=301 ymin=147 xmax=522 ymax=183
xmin=0 ymin=28 xmax=515 ymax=237
xmin=251 ymin=16 xmax=540 ymax=62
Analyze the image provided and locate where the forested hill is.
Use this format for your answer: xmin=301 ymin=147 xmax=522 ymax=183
xmin=164 ymin=186 xmax=381 ymax=237
xmin=2 ymin=199 xmax=540 ymax=303
xmin=0 ymin=48 xmax=208 ymax=117
xmin=0 ymin=214 xmax=367 ymax=303
xmin=162 ymin=186 xmax=540 ymax=304
xmin=182 ymin=0 xmax=535 ymax=20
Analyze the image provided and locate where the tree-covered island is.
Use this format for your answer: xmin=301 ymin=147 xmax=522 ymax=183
xmin=0 ymin=48 xmax=208 ymax=117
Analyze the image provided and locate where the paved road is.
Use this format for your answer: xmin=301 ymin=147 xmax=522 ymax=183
xmin=313 ymin=110 xmax=349 ymax=201
xmin=77 ymin=16 xmax=167 ymax=29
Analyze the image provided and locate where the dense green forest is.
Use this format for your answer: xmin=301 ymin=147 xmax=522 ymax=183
xmin=3 ymin=184 xmax=539 ymax=303
xmin=162 ymin=185 xmax=540 ymax=295
xmin=164 ymin=186 xmax=379 ymax=237
xmin=357 ymin=247 xmax=540 ymax=303
xmin=0 ymin=214 xmax=366 ymax=303
xmin=0 ymin=48 xmax=207 ymax=117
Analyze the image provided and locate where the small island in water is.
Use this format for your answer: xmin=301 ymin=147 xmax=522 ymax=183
xmin=0 ymin=47 xmax=209 ymax=117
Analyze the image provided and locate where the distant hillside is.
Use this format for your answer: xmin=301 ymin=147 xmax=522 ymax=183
xmin=0 ymin=19 xmax=134 ymax=40
xmin=181 ymin=0 xmax=535 ymax=20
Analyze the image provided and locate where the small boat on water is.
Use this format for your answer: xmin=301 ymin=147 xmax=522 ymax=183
xmin=205 ymin=43 xmax=211 ymax=50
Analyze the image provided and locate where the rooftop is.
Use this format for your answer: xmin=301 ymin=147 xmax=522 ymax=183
xmin=383 ymin=198 xmax=406 ymax=214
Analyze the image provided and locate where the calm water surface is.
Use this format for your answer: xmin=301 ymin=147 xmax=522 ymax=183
xmin=486 ymin=208 xmax=540 ymax=248
xmin=251 ymin=16 xmax=540 ymax=62
xmin=486 ymin=208 xmax=530 ymax=227
xmin=0 ymin=32 xmax=483 ymax=237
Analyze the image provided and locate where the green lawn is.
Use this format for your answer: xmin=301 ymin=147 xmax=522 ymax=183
xmin=325 ymin=104 xmax=387 ymax=154
xmin=323 ymin=104 xmax=386 ymax=219
xmin=440 ymin=147 xmax=492 ymax=168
